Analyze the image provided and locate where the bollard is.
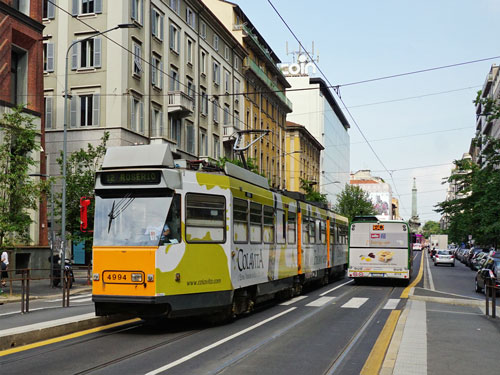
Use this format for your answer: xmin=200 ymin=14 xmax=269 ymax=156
xmin=20 ymin=270 xmax=25 ymax=314
xmin=62 ymin=269 xmax=66 ymax=308
xmin=485 ymin=280 xmax=490 ymax=317
xmin=493 ymin=284 xmax=497 ymax=319
xmin=26 ymin=269 xmax=30 ymax=313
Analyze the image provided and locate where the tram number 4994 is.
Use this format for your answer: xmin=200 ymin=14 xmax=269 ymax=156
xmin=107 ymin=273 xmax=126 ymax=281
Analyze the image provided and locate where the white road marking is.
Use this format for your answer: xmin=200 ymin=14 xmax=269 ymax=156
xmin=341 ymin=297 xmax=368 ymax=309
xmin=382 ymin=299 xmax=400 ymax=310
xmin=0 ymin=307 xmax=47 ymax=317
xmin=70 ymin=297 xmax=92 ymax=303
xmin=306 ymin=296 xmax=335 ymax=307
xmin=279 ymin=296 xmax=307 ymax=306
xmin=145 ymin=307 xmax=297 ymax=375
xmin=47 ymin=293 xmax=92 ymax=303
xmin=426 ymin=251 xmax=435 ymax=291
xmin=319 ymin=279 xmax=354 ymax=296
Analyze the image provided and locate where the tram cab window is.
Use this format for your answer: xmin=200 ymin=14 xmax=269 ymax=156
xmin=276 ymin=209 xmax=286 ymax=244
xmin=233 ymin=198 xmax=248 ymax=243
xmin=263 ymin=205 xmax=274 ymax=244
xmin=186 ymin=193 xmax=226 ymax=243
xmin=249 ymin=202 xmax=262 ymax=243
xmin=288 ymin=211 xmax=296 ymax=244
xmin=159 ymin=194 xmax=181 ymax=245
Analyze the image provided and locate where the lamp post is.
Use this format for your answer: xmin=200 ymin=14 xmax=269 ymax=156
xmin=61 ymin=24 xmax=136 ymax=281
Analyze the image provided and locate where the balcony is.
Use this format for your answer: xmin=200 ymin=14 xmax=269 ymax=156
xmin=168 ymin=91 xmax=194 ymax=116
xmin=244 ymin=57 xmax=293 ymax=112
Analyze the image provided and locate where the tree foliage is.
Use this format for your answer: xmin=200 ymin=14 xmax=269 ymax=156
xmin=0 ymin=106 xmax=46 ymax=250
xmin=436 ymin=93 xmax=500 ymax=248
xmin=300 ymin=178 xmax=328 ymax=204
xmin=334 ymin=184 xmax=376 ymax=222
xmin=56 ymin=132 xmax=109 ymax=249
xmin=422 ymin=220 xmax=442 ymax=238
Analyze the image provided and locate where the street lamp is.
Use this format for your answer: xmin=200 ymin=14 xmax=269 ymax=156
xmin=61 ymin=23 xmax=136 ymax=277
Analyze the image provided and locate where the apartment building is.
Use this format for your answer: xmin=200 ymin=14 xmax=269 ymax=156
xmin=285 ymin=121 xmax=323 ymax=193
xmin=203 ymin=0 xmax=293 ymax=189
xmin=0 ymin=0 xmax=46 ymax=246
xmin=43 ymin=0 xmax=246 ymax=180
xmin=350 ymin=170 xmax=393 ymax=221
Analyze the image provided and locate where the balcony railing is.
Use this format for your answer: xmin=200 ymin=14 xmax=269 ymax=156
xmin=168 ymin=91 xmax=194 ymax=116
xmin=244 ymin=57 xmax=293 ymax=112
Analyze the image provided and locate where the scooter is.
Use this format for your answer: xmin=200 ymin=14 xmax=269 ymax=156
xmin=49 ymin=255 xmax=74 ymax=288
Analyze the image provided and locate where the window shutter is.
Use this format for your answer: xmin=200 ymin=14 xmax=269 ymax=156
xmin=130 ymin=97 xmax=135 ymax=130
xmin=159 ymin=62 xmax=163 ymax=89
xmin=169 ymin=25 xmax=174 ymax=49
xmin=72 ymin=0 xmax=78 ymax=16
xmin=151 ymin=9 xmax=156 ymax=35
xmin=94 ymin=38 xmax=102 ymax=68
xmin=177 ymin=30 xmax=180 ymax=52
xmin=47 ymin=43 xmax=54 ymax=72
xmin=45 ymin=97 xmax=53 ymax=129
xmin=139 ymin=101 xmax=144 ymax=133
xmin=71 ymin=40 xmax=78 ymax=70
xmin=140 ymin=0 xmax=144 ymax=24
xmin=48 ymin=0 xmax=55 ymax=19
xmin=131 ymin=0 xmax=137 ymax=20
xmin=160 ymin=16 xmax=164 ymax=41
xmin=95 ymin=0 xmax=102 ymax=13
xmin=70 ymin=95 xmax=77 ymax=128
xmin=93 ymin=94 xmax=100 ymax=126
xmin=151 ymin=61 xmax=156 ymax=86
xmin=159 ymin=111 xmax=163 ymax=136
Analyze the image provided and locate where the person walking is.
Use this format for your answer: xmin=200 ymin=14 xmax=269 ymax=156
xmin=1 ymin=250 xmax=9 ymax=287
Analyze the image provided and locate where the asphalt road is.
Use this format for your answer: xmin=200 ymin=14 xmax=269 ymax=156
xmin=1 ymin=254 xmax=426 ymax=375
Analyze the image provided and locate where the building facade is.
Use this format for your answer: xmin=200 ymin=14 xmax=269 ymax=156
xmin=43 ymin=0 xmax=247 ymax=182
xmin=285 ymin=75 xmax=350 ymax=203
xmin=350 ymin=170 xmax=393 ymax=221
xmin=203 ymin=0 xmax=293 ymax=189
xmin=285 ymin=121 xmax=323 ymax=193
xmin=0 ymin=0 xmax=46 ymax=246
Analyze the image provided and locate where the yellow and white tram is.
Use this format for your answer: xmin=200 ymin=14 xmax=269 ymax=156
xmin=92 ymin=144 xmax=348 ymax=319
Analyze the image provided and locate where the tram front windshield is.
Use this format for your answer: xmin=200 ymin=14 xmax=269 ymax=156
xmin=94 ymin=189 xmax=174 ymax=247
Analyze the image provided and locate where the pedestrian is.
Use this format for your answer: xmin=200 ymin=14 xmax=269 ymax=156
xmin=1 ymin=250 xmax=9 ymax=287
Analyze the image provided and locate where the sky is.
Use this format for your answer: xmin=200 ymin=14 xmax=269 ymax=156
xmin=234 ymin=0 xmax=500 ymax=223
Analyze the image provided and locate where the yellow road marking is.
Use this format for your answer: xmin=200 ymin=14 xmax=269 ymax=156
xmin=400 ymin=251 xmax=424 ymax=299
xmin=360 ymin=310 xmax=401 ymax=375
xmin=0 ymin=318 xmax=141 ymax=357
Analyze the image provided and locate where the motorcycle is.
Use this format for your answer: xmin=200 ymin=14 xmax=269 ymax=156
xmin=49 ymin=255 xmax=74 ymax=288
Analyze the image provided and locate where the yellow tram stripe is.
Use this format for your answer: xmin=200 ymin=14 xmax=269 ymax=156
xmin=0 ymin=318 xmax=141 ymax=357
xmin=360 ymin=310 xmax=401 ymax=375
xmin=400 ymin=251 xmax=424 ymax=299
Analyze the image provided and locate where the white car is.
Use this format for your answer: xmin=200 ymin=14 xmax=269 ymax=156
xmin=434 ymin=250 xmax=455 ymax=267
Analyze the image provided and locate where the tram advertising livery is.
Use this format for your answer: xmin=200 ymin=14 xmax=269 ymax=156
xmin=91 ymin=144 xmax=348 ymax=320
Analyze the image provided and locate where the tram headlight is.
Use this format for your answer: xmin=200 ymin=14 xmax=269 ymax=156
xmin=131 ymin=273 xmax=143 ymax=282
xmin=93 ymin=273 xmax=100 ymax=281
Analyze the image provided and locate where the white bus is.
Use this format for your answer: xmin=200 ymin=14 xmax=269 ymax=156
xmin=348 ymin=216 xmax=412 ymax=284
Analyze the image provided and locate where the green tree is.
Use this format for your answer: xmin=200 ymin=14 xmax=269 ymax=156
xmin=56 ymin=132 xmax=109 ymax=251
xmin=299 ymin=178 xmax=327 ymax=204
xmin=217 ymin=156 xmax=261 ymax=175
xmin=334 ymin=184 xmax=376 ymax=222
xmin=422 ymin=220 xmax=442 ymax=238
xmin=0 ymin=106 xmax=46 ymax=250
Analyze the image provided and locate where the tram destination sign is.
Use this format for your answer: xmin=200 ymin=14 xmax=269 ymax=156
xmin=101 ymin=170 xmax=161 ymax=185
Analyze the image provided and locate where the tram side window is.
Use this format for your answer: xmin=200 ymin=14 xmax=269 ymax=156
xmin=233 ymin=198 xmax=248 ymax=243
xmin=276 ymin=209 xmax=286 ymax=244
xmin=340 ymin=224 xmax=348 ymax=244
xmin=250 ymin=202 xmax=262 ymax=243
xmin=335 ymin=223 xmax=340 ymax=243
xmin=159 ymin=194 xmax=182 ymax=245
xmin=320 ymin=220 xmax=326 ymax=244
xmin=302 ymin=215 xmax=308 ymax=244
xmin=288 ymin=211 xmax=296 ymax=244
xmin=263 ymin=205 xmax=274 ymax=244
xmin=329 ymin=223 xmax=335 ymax=246
xmin=309 ymin=218 xmax=316 ymax=244
xmin=185 ymin=193 xmax=225 ymax=243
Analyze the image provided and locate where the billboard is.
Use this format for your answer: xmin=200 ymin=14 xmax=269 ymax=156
xmin=369 ymin=192 xmax=392 ymax=220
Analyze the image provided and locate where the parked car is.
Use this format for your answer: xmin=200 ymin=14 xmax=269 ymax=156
xmin=475 ymin=258 xmax=500 ymax=294
xmin=471 ymin=252 xmax=489 ymax=271
xmin=434 ymin=250 xmax=455 ymax=267
xmin=465 ymin=248 xmax=488 ymax=268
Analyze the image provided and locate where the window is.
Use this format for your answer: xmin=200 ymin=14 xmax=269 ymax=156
xmin=224 ymin=46 xmax=230 ymax=61
xmin=187 ymin=77 xmax=194 ymax=99
xmin=72 ymin=0 xmax=102 ymax=15
xmin=42 ymin=0 xmax=55 ymax=19
xmin=43 ymin=43 xmax=54 ymax=73
xmin=71 ymin=37 xmax=101 ymax=70
xmin=276 ymin=209 xmax=286 ymax=244
xmin=151 ymin=107 xmax=163 ymax=137
xmin=224 ymin=70 xmax=230 ymax=93
xmin=223 ymin=104 xmax=230 ymax=125
xmin=200 ymin=50 xmax=207 ymax=75
xmin=213 ymin=135 xmax=220 ymax=159
xmin=250 ymin=202 xmax=262 ymax=243
xmin=169 ymin=0 xmax=180 ymax=13
xmin=288 ymin=211 xmax=296 ymax=244
xmin=201 ymin=87 xmax=208 ymax=116
xmin=129 ymin=96 xmax=143 ymax=133
xmin=320 ymin=220 xmax=326 ymax=244
xmin=186 ymin=38 xmax=194 ymax=65
xmin=170 ymin=117 xmax=181 ymax=145
xmin=151 ymin=55 xmax=163 ymax=89
xmin=80 ymin=95 xmax=94 ymax=126
xmin=200 ymin=21 xmax=206 ymax=39
xmin=234 ymin=78 xmax=240 ymax=100
xmin=302 ymin=216 xmax=316 ymax=244
xmin=263 ymin=206 xmax=274 ymax=244
xmin=213 ymin=34 xmax=219 ymax=51
xmin=132 ymin=42 xmax=141 ymax=77
xmin=169 ymin=23 xmax=180 ymax=53
xmin=186 ymin=121 xmax=195 ymax=154
xmin=234 ymin=110 xmax=239 ymax=127
xmin=13 ymin=0 xmax=30 ymax=15
xmin=213 ymin=60 xmax=220 ymax=85
xmin=131 ymin=0 xmax=143 ymax=24
xmin=186 ymin=7 xmax=196 ymax=28
xmin=233 ymin=198 xmax=248 ymax=243
xmin=213 ymin=97 xmax=219 ymax=123
xmin=233 ymin=55 xmax=239 ymax=70
xmin=186 ymin=194 xmax=226 ymax=243
xmin=82 ymin=0 xmax=94 ymax=14
xmin=169 ymin=66 xmax=179 ymax=91
xmin=44 ymin=96 xmax=53 ymax=129
xmin=68 ymin=92 xmax=99 ymax=127
xmin=200 ymin=129 xmax=207 ymax=155
xmin=330 ymin=223 xmax=335 ymax=247
xmin=151 ymin=8 xmax=164 ymax=40
xmin=159 ymin=194 xmax=182 ymax=244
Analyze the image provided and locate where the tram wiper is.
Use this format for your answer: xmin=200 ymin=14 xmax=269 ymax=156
xmin=107 ymin=200 xmax=116 ymax=233
xmin=107 ymin=193 xmax=135 ymax=233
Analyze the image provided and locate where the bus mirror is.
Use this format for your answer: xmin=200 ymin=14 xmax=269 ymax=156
xmin=80 ymin=197 xmax=91 ymax=232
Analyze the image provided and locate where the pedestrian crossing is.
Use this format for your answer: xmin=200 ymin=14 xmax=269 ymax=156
xmin=280 ymin=295 xmax=401 ymax=309
xmin=47 ymin=293 xmax=92 ymax=303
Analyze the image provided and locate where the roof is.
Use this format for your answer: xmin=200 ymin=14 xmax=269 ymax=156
xmin=286 ymin=121 xmax=324 ymax=150
xmin=309 ymin=77 xmax=350 ymax=130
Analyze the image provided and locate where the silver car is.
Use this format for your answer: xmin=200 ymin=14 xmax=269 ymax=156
xmin=434 ymin=250 xmax=455 ymax=267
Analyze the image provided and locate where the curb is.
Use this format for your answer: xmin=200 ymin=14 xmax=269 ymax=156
xmin=409 ymin=294 xmax=485 ymax=307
